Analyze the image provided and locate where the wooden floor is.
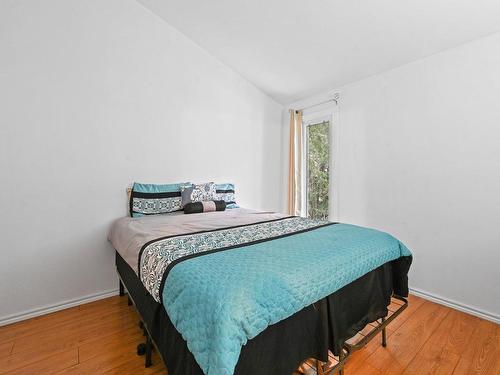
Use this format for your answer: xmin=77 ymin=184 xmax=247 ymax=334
xmin=1 ymin=295 xmax=498 ymax=375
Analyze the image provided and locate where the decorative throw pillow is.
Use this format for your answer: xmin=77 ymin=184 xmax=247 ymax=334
xmin=215 ymin=183 xmax=239 ymax=209
xmin=184 ymin=200 xmax=226 ymax=214
xmin=181 ymin=182 xmax=216 ymax=208
xmin=129 ymin=182 xmax=189 ymax=217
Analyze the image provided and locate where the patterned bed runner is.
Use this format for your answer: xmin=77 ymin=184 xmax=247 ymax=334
xmin=139 ymin=216 xmax=330 ymax=302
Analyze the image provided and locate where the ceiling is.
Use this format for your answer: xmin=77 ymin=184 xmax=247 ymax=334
xmin=138 ymin=0 xmax=500 ymax=104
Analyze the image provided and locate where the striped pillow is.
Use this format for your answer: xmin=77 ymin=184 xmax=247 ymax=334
xmin=215 ymin=183 xmax=239 ymax=209
xmin=129 ymin=182 xmax=190 ymax=217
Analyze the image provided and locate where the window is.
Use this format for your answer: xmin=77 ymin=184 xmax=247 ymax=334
xmin=304 ymin=118 xmax=330 ymax=220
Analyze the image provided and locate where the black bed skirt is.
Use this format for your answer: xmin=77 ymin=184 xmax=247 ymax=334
xmin=116 ymin=252 xmax=411 ymax=375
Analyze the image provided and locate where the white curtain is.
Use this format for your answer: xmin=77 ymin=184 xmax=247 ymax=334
xmin=287 ymin=109 xmax=303 ymax=216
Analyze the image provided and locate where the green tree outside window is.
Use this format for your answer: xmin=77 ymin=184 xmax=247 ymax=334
xmin=307 ymin=121 xmax=329 ymax=220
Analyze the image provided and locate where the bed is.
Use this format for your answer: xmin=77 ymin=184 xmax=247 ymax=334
xmin=108 ymin=207 xmax=412 ymax=375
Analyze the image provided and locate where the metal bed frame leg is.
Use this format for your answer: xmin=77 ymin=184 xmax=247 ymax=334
xmin=381 ymin=317 xmax=387 ymax=347
xmin=338 ymin=349 xmax=344 ymax=375
xmin=119 ymin=278 xmax=132 ymax=305
xmin=119 ymin=279 xmax=125 ymax=297
xmin=137 ymin=331 xmax=153 ymax=367
xmin=145 ymin=334 xmax=152 ymax=368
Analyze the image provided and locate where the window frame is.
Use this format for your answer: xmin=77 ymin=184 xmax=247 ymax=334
xmin=301 ymin=105 xmax=339 ymax=221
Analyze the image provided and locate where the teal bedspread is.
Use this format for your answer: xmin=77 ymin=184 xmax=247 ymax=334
xmin=150 ymin=219 xmax=411 ymax=375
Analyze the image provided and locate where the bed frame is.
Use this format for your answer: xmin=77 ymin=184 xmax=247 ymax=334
xmin=118 ymin=275 xmax=408 ymax=375
xmin=298 ymin=295 xmax=408 ymax=375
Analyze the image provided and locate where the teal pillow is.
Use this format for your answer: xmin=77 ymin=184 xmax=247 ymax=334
xmin=129 ymin=182 xmax=190 ymax=217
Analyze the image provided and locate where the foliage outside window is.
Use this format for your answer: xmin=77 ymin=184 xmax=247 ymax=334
xmin=306 ymin=121 xmax=329 ymax=220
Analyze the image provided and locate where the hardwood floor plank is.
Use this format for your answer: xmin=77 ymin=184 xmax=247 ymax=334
xmin=78 ymin=329 xmax=143 ymax=363
xmin=76 ymin=312 xmax=139 ymax=343
xmin=350 ymin=362 xmax=384 ymax=374
xmin=452 ymin=320 xmax=500 ymax=375
xmin=101 ymin=352 xmax=164 ymax=375
xmin=0 ymin=307 xmax=81 ymax=344
xmin=365 ymin=300 xmax=450 ymax=374
xmin=3 ymin=348 xmax=78 ymax=375
xmin=10 ymin=308 xmax=137 ymax=355
xmin=387 ymin=294 xmax=426 ymax=333
xmin=0 ymin=341 xmax=13 ymax=358
xmin=0 ymin=343 xmax=81 ymax=375
xmin=401 ymin=308 xmax=480 ymax=375
xmin=55 ymin=341 xmax=161 ymax=374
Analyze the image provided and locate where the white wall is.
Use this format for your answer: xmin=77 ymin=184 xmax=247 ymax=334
xmin=284 ymin=32 xmax=500 ymax=321
xmin=0 ymin=0 xmax=282 ymax=323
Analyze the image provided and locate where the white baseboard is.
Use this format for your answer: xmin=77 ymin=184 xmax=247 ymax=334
xmin=0 ymin=289 xmax=119 ymax=327
xmin=410 ymin=287 xmax=500 ymax=324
